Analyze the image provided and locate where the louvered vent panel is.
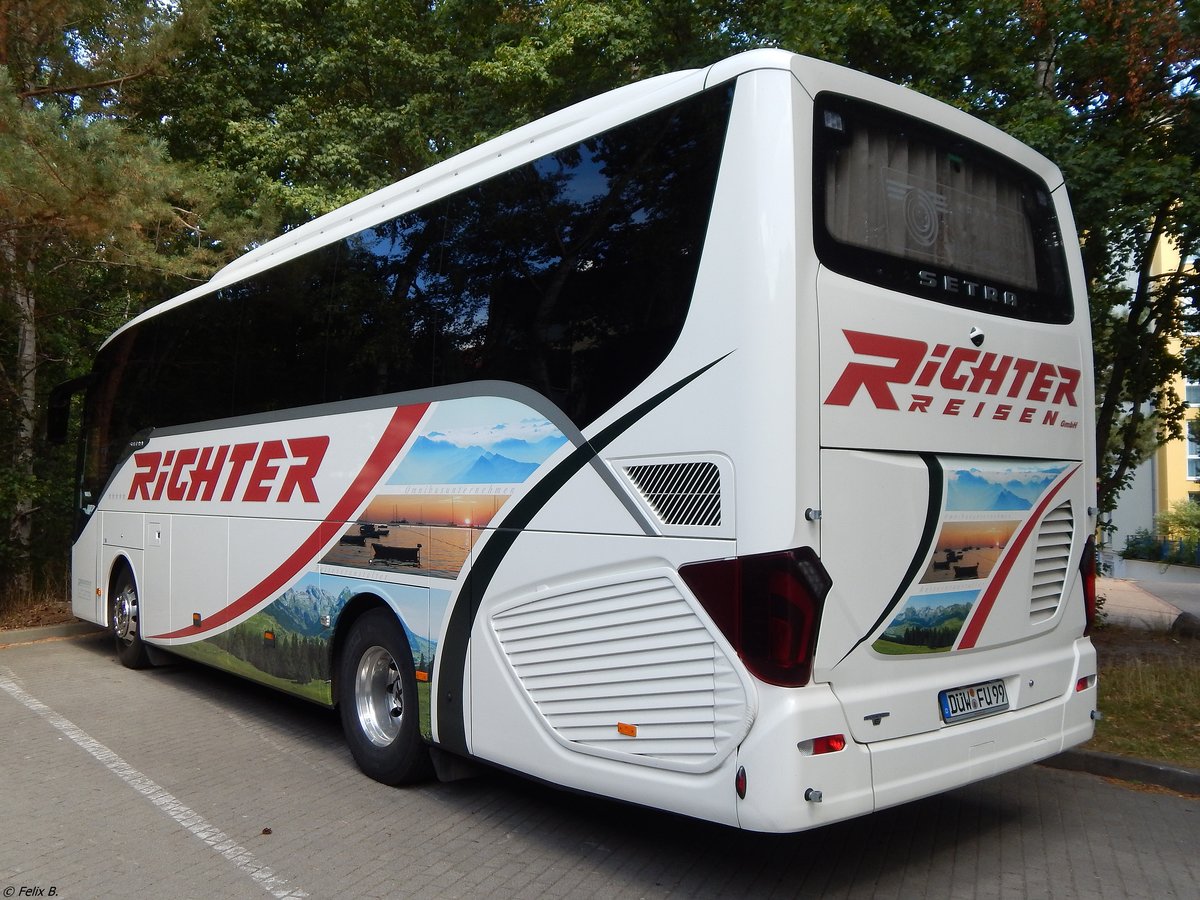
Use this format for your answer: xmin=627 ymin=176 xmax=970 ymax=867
xmin=1030 ymin=502 xmax=1073 ymax=623
xmin=624 ymin=462 xmax=721 ymax=527
xmin=491 ymin=575 xmax=749 ymax=772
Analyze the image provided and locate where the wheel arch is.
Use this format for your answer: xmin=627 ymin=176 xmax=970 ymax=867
xmin=105 ymin=553 xmax=137 ymax=621
xmin=330 ymin=591 xmax=401 ymax=707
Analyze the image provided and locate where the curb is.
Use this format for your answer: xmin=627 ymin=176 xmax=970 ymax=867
xmin=1039 ymin=749 xmax=1200 ymax=795
xmin=0 ymin=620 xmax=104 ymax=648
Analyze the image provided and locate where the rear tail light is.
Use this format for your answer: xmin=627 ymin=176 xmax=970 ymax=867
xmin=1079 ymin=534 xmax=1097 ymax=636
xmin=798 ymin=733 xmax=847 ymax=755
xmin=680 ymin=547 xmax=832 ymax=687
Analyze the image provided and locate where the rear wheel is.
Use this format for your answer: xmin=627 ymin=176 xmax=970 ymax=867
xmin=338 ymin=608 xmax=431 ymax=784
xmin=112 ymin=568 xmax=151 ymax=669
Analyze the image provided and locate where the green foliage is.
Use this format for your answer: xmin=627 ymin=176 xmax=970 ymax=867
xmin=3 ymin=1 xmax=1200 ymax=594
xmin=0 ymin=1 xmax=232 ymax=592
xmin=1156 ymin=498 xmax=1200 ymax=543
xmin=1121 ymin=523 xmax=1200 ymax=567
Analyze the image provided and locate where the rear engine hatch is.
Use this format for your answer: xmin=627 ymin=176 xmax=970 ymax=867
xmin=813 ymin=449 xmax=1087 ymax=744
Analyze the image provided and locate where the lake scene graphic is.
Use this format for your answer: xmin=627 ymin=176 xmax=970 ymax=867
xmin=920 ymin=520 xmax=1018 ymax=584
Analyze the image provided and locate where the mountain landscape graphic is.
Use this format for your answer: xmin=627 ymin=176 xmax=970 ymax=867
xmin=390 ymin=435 xmax=559 ymax=484
xmin=884 ymin=601 xmax=973 ymax=635
xmin=265 ymin=583 xmax=437 ymax=662
xmin=946 ymin=468 xmax=1062 ymax=511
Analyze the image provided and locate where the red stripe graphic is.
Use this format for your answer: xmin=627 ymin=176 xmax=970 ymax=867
xmin=954 ymin=464 xmax=1080 ymax=650
xmin=150 ymin=404 xmax=429 ymax=640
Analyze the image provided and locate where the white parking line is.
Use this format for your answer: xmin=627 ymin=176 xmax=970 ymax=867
xmin=0 ymin=666 xmax=308 ymax=899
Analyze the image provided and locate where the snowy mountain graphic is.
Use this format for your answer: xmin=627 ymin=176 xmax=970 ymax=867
xmin=946 ymin=467 xmax=1064 ymax=512
xmin=264 ymin=583 xmax=437 ymax=662
xmin=389 ymin=435 xmax=541 ymax=484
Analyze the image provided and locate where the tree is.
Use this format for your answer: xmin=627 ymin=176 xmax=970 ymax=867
xmin=0 ymin=1 xmax=223 ymax=594
xmin=132 ymin=0 xmax=764 ymax=226
xmin=752 ymin=0 xmax=1200 ymax=518
xmin=9 ymin=0 xmax=1191 ymax=592
xmin=131 ymin=0 xmax=454 ymax=227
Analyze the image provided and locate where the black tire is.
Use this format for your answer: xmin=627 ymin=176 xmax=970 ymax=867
xmin=338 ymin=608 xmax=432 ymax=785
xmin=112 ymin=568 xmax=152 ymax=669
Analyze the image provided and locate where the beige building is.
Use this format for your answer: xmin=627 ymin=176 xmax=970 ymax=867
xmin=1108 ymin=238 xmax=1198 ymax=549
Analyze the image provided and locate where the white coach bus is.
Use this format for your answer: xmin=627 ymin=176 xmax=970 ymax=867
xmin=54 ymin=49 xmax=1098 ymax=832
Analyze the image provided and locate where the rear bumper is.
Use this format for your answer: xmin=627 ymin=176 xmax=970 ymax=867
xmin=871 ymin=638 xmax=1096 ymax=811
xmin=733 ymin=638 xmax=1096 ymax=832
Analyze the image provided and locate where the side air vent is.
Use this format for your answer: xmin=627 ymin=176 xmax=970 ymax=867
xmin=1030 ymin=502 xmax=1072 ymax=624
xmin=623 ymin=461 xmax=721 ymax=527
xmin=490 ymin=572 xmax=753 ymax=773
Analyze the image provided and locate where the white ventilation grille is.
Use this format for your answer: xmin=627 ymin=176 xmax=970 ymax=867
xmin=623 ymin=462 xmax=721 ymax=527
xmin=1030 ymin=502 xmax=1072 ymax=624
xmin=490 ymin=573 xmax=752 ymax=773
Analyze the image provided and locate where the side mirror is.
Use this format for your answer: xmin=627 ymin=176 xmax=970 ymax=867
xmin=46 ymin=375 xmax=90 ymax=445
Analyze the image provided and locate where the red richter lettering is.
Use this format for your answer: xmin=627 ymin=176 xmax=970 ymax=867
xmin=166 ymin=448 xmax=199 ymax=501
xmin=186 ymin=445 xmax=229 ymax=501
xmin=966 ymin=353 xmax=1012 ymax=394
xmin=128 ymin=451 xmax=161 ymax=500
xmin=151 ymin=450 xmax=175 ymax=501
xmin=220 ymin=443 xmax=259 ymax=502
xmin=938 ymin=347 xmax=979 ymax=391
xmin=127 ymin=436 xmax=329 ymax=503
xmin=278 ymin=436 xmax=330 ymax=502
xmin=1053 ymin=366 xmax=1080 ymax=406
xmin=244 ymin=440 xmax=287 ymax=502
xmin=824 ymin=331 xmax=927 ymax=410
xmin=825 ymin=329 xmax=1083 ymax=413
xmin=1026 ymin=362 xmax=1058 ymax=402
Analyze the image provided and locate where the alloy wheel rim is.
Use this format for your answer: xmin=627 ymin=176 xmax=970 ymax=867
xmin=354 ymin=645 xmax=403 ymax=747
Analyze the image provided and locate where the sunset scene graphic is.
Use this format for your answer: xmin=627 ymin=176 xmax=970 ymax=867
xmin=920 ymin=520 xmax=1019 ymax=584
xmin=322 ymin=396 xmax=569 ymax=578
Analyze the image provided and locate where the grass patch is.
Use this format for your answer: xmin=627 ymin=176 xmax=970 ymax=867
xmin=1089 ymin=626 xmax=1200 ymax=770
xmin=170 ymin=640 xmax=333 ymax=705
xmin=873 ymin=638 xmax=948 ymax=655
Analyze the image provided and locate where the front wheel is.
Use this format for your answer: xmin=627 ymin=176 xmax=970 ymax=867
xmin=112 ymin=569 xmax=151 ymax=669
xmin=338 ymin=608 xmax=431 ymax=784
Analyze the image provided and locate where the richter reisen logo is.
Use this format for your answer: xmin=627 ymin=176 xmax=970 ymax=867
xmin=824 ymin=330 xmax=1081 ymax=428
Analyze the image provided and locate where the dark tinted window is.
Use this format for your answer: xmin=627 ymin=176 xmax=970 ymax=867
xmin=229 ymin=244 xmax=338 ymax=413
xmin=332 ymin=83 xmax=734 ymax=422
xmin=80 ymin=84 xmax=734 ymax=502
xmin=814 ymin=93 xmax=1072 ymax=324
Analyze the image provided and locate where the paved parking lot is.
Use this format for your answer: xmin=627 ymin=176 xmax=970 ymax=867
xmin=2 ymin=630 xmax=1197 ymax=899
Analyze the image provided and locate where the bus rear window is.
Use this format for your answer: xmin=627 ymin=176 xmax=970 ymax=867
xmin=814 ymin=94 xmax=1072 ymax=324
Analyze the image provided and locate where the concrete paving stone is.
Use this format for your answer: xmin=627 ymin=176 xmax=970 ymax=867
xmin=4 ymin=633 xmax=1200 ymax=899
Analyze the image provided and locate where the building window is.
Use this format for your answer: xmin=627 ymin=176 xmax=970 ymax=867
xmin=1187 ymin=381 xmax=1200 ymax=406
xmin=1189 ymin=419 xmax=1200 ymax=480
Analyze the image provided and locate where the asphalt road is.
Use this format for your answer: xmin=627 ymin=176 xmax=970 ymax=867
xmin=2 ymin=631 xmax=1197 ymax=900
xmin=1132 ymin=579 xmax=1200 ymax=619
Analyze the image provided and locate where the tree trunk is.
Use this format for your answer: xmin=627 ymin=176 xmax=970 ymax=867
xmin=3 ymin=238 xmax=37 ymax=597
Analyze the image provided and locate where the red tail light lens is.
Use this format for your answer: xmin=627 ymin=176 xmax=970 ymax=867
xmin=1080 ymin=534 xmax=1097 ymax=636
xmin=680 ymin=547 xmax=832 ymax=687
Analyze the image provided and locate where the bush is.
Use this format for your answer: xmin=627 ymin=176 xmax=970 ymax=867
xmin=1121 ymin=524 xmax=1200 ymax=566
xmin=1155 ymin=498 xmax=1200 ymax=543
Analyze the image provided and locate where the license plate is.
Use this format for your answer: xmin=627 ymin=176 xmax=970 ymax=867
xmin=939 ymin=679 xmax=1009 ymax=725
